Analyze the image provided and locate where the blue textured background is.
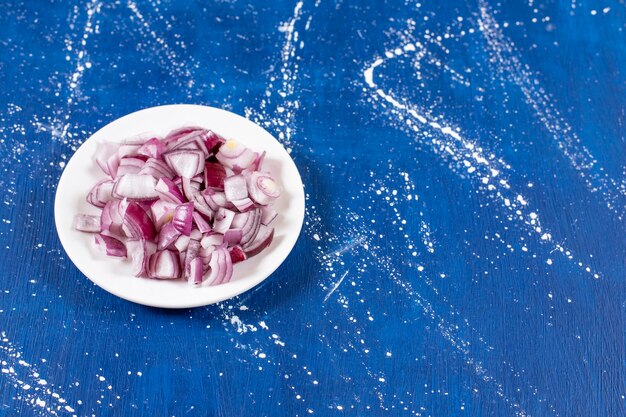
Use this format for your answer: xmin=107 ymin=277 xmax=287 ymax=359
xmin=0 ymin=1 xmax=624 ymax=416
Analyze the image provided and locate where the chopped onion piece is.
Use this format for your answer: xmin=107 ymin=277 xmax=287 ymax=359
xmin=106 ymin=153 xmax=120 ymax=178
xmin=174 ymin=234 xmax=191 ymax=252
xmin=201 ymin=232 xmax=223 ymax=249
xmin=247 ymin=172 xmax=280 ymax=205
xmin=117 ymin=143 xmax=141 ymax=159
xmin=95 ymin=142 xmax=118 ymax=176
xmin=231 ymin=197 xmax=255 ymax=212
xmin=202 ymin=188 xmax=228 ymax=211
xmin=73 ymin=214 xmax=100 ymax=232
xmin=113 ymin=174 xmax=159 ymax=200
xmin=229 ymin=246 xmax=247 ymax=264
xmin=127 ymin=239 xmax=157 ymax=277
xmin=155 ymin=178 xmax=185 ymax=204
xmin=201 ymin=246 xmax=232 ymax=286
xmin=243 ymin=225 xmax=274 ymax=257
xmin=260 ymin=206 xmax=278 ymax=225
xmin=164 ymin=150 xmax=204 ymax=178
xmin=119 ymin=157 xmax=145 ymax=168
xmin=148 ymin=250 xmax=181 ymax=279
xmin=150 ymin=200 xmax=176 ymax=231
xmin=190 ymin=229 xmax=203 ymax=241
xmin=193 ymin=212 xmax=211 ymax=233
xmin=172 ymin=202 xmax=194 ymax=236
xmin=87 ymin=179 xmax=114 ymax=208
xmin=158 ymin=222 xmax=181 ymax=250
xmin=213 ymin=208 xmax=235 ymax=234
xmin=164 ymin=126 xmax=204 ymax=143
xmin=122 ymin=200 xmax=157 ymax=241
xmin=187 ymin=257 xmax=203 ymax=286
xmin=223 ymin=229 xmax=242 ymax=246
xmin=139 ymin=158 xmax=175 ymax=179
xmin=202 ymin=130 xmax=226 ymax=154
xmin=94 ymin=234 xmax=127 ymax=257
xmin=224 ymin=174 xmax=248 ymax=201
xmin=170 ymin=131 xmax=209 ymax=157
xmin=204 ymin=162 xmax=227 ymax=190
xmin=184 ymin=240 xmax=202 ymax=286
xmin=101 ymin=199 xmax=126 ymax=238
xmin=216 ymin=140 xmax=257 ymax=171
xmin=137 ymin=138 xmax=166 ymax=159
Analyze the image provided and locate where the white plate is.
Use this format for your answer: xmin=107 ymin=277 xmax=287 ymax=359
xmin=55 ymin=104 xmax=305 ymax=308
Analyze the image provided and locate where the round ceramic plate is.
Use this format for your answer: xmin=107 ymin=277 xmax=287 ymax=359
xmin=55 ymin=104 xmax=305 ymax=308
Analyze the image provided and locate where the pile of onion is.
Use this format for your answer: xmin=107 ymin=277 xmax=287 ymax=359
xmin=73 ymin=126 xmax=280 ymax=286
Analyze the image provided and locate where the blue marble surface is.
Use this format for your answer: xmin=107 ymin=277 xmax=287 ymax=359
xmin=0 ymin=1 xmax=624 ymax=416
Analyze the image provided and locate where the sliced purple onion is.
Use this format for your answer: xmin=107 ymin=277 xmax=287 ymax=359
xmin=119 ymin=157 xmax=145 ymax=168
xmin=87 ymin=179 xmax=114 ymax=208
xmin=260 ymin=206 xmax=278 ymax=225
xmin=223 ymin=229 xmax=242 ymax=246
xmin=115 ymin=164 xmax=141 ymax=176
xmin=203 ymin=130 xmax=226 ymax=154
xmin=184 ymin=240 xmax=202 ymax=286
xmin=204 ymin=162 xmax=227 ymax=190
xmin=150 ymin=200 xmax=176 ymax=231
xmin=199 ymin=245 xmax=216 ymax=259
xmin=101 ymin=199 xmax=126 ymax=238
xmin=73 ymin=214 xmax=100 ymax=232
xmin=202 ymin=188 xmax=228 ymax=211
xmin=106 ymin=152 xmax=120 ymax=178
xmin=117 ymin=143 xmax=141 ymax=159
xmin=180 ymin=177 xmax=214 ymax=219
xmin=231 ymin=197 xmax=255 ymax=212
xmin=155 ymin=178 xmax=185 ymax=204
xmin=94 ymin=234 xmax=127 ymax=257
xmin=247 ymin=172 xmax=280 ymax=205
xmin=170 ymin=131 xmax=209 ymax=157
xmin=137 ymin=138 xmax=166 ymax=159
xmin=201 ymin=246 xmax=232 ymax=286
xmin=181 ymin=176 xmax=196 ymax=202
xmin=201 ymin=232 xmax=223 ymax=249
xmin=126 ymin=239 xmax=157 ymax=277
xmin=190 ymin=229 xmax=202 ymax=241
xmin=243 ymin=224 xmax=274 ymax=257
xmin=193 ymin=212 xmax=211 ymax=233
xmin=95 ymin=142 xmax=119 ymax=176
xmin=216 ymin=140 xmax=257 ymax=172
xmin=224 ymin=174 xmax=248 ymax=201
xmin=243 ymin=151 xmax=266 ymax=175
xmin=172 ymin=202 xmax=194 ymax=236
xmin=148 ymin=250 xmax=181 ymax=279
xmin=164 ymin=126 xmax=205 ymax=143
xmin=174 ymin=234 xmax=191 ymax=252
xmin=216 ymin=246 xmax=233 ymax=285
xmin=213 ymin=208 xmax=235 ymax=234
xmin=163 ymin=149 xmax=204 ymax=178
xmin=242 ymin=208 xmax=262 ymax=246
xmin=113 ymin=174 xmax=159 ymax=200
xmin=139 ymin=158 xmax=175 ymax=179
xmin=187 ymin=257 xmax=203 ymax=286
xmin=229 ymin=246 xmax=247 ymax=264
xmin=191 ymin=193 xmax=215 ymax=220
xmin=231 ymin=208 xmax=261 ymax=246
xmin=158 ymin=222 xmax=181 ymax=251
xmin=122 ymin=200 xmax=157 ymax=241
